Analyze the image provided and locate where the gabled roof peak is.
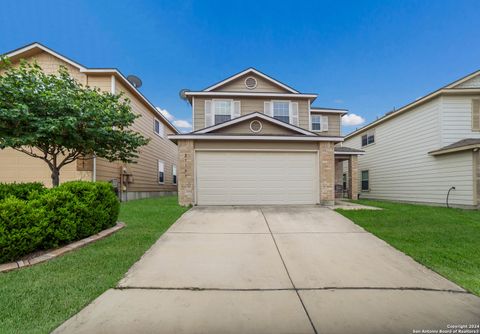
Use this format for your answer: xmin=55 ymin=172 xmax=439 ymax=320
xmin=203 ymin=67 xmax=300 ymax=94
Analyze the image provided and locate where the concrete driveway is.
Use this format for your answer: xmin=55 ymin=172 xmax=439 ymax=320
xmin=55 ymin=206 xmax=480 ymax=334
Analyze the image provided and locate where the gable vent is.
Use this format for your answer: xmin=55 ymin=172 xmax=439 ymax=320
xmin=244 ymin=76 xmax=257 ymax=90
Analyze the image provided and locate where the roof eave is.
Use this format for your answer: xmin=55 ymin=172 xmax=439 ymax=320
xmin=428 ymin=144 xmax=480 ymax=156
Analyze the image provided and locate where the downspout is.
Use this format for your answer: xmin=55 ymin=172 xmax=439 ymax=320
xmin=92 ymin=154 xmax=97 ymax=182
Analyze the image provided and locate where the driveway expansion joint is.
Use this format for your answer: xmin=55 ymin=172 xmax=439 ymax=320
xmin=260 ymin=208 xmax=319 ymax=334
xmin=114 ymin=286 xmax=469 ymax=294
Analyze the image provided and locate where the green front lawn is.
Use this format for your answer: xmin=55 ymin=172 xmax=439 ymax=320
xmin=336 ymin=200 xmax=480 ymax=296
xmin=0 ymin=196 xmax=188 ymax=334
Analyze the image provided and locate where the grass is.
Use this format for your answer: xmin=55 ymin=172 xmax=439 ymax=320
xmin=0 ymin=196 xmax=188 ymax=334
xmin=336 ymin=199 xmax=480 ymax=296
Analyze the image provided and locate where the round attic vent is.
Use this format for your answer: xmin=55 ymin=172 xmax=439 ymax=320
xmin=244 ymin=76 xmax=257 ymax=90
xmin=249 ymin=120 xmax=263 ymax=133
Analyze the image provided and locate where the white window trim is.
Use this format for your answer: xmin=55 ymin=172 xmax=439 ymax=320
xmin=154 ymin=118 xmax=164 ymax=138
xmin=158 ymin=160 xmax=165 ymax=184
xmin=271 ymin=100 xmax=291 ymax=123
xmin=311 ymin=114 xmax=322 ymax=132
xmin=172 ymin=164 xmax=177 ymax=185
xmin=212 ymin=99 xmax=234 ymax=123
xmin=361 ymin=170 xmax=370 ymax=192
xmin=361 ymin=130 xmax=375 ymax=147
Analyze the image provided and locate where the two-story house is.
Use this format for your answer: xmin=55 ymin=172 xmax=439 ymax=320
xmin=169 ymin=68 xmax=363 ymax=206
xmin=1 ymin=43 xmax=179 ymax=201
xmin=343 ymin=69 xmax=480 ymax=209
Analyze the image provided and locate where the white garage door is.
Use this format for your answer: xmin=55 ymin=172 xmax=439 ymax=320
xmin=196 ymin=151 xmax=318 ymax=205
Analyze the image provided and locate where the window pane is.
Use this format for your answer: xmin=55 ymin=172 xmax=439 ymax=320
xmin=367 ymin=134 xmax=375 ymax=144
xmin=154 ymin=120 xmax=160 ymax=134
xmin=274 ymin=115 xmax=289 ymax=123
xmin=214 ymin=114 xmax=231 ymax=124
xmin=159 ymin=172 xmax=164 ymax=183
xmin=173 ymin=175 xmax=177 ymax=184
xmin=214 ymin=101 xmax=231 ymax=115
xmin=273 ymin=102 xmax=289 ymax=116
xmin=361 ymin=135 xmax=368 ymax=146
xmin=311 ymin=115 xmax=321 ymax=131
xmin=361 ymin=171 xmax=369 ymax=191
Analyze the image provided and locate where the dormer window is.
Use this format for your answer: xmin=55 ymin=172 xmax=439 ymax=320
xmin=273 ymin=101 xmax=290 ymax=123
xmin=214 ymin=100 xmax=232 ymax=125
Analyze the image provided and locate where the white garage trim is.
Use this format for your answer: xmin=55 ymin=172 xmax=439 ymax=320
xmin=194 ymin=150 xmax=319 ymax=205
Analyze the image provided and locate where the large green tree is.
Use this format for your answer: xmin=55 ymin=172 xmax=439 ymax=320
xmin=0 ymin=60 xmax=149 ymax=186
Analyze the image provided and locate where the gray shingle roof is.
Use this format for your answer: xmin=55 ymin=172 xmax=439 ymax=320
xmin=334 ymin=146 xmax=365 ymax=153
xmin=429 ymin=138 xmax=480 ymax=155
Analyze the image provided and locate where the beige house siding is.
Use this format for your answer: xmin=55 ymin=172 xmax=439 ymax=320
xmin=0 ymin=48 xmax=178 ymax=195
xmin=109 ymin=80 xmax=178 ymax=193
xmin=193 ymin=97 xmax=310 ymax=131
xmin=310 ymin=113 xmax=341 ymax=137
xmin=0 ymin=51 xmax=91 ymax=187
xmin=214 ymin=73 xmax=290 ymax=93
xmin=212 ymin=117 xmax=299 ymax=135
xmin=194 ymin=140 xmax=318 ymax=151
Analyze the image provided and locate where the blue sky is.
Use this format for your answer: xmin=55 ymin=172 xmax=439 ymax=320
xmin=1 ymin=0 xmax=480 ymax=133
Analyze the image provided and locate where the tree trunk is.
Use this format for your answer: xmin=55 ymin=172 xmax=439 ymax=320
xmin=51 ymin=168 xmax=60 ymax=187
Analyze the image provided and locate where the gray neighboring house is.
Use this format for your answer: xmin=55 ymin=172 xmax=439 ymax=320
xmin=343 ymin=70 xmax=480 ymax=209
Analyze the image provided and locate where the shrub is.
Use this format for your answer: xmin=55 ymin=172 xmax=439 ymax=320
xmin=0 ymin=182 xmax=46 ymax=201
xmin=0 ymin=181 xmax=120 ymax=263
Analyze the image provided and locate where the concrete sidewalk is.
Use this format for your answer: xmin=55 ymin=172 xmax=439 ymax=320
xmin=54 ymin=206 xmax=480 ymax=334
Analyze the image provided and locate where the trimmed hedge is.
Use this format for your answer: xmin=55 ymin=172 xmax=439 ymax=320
xmin=0 ymin=182 xmax=46 ymax=201
xmin=0 ymin=181 xmax=120 ymax=263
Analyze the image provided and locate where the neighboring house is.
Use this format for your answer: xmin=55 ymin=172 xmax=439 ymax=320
xmin=0 ymin=43 xmax=179 ymax=200
xmin=344 ymin=70 xmax=480 ymax=209
xmin=169 ymin=68 xmax=363 ymax=206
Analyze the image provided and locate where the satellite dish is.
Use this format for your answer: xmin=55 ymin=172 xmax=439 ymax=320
xmin=127 ymin=75 xmax=142 ymax=88
xmin=179 ymin=88 xmax=191 ymax=102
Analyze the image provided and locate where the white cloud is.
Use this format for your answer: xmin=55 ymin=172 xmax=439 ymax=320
xmin=342 ymin=113 xmax=365 ymax=126
xmin=333 ymin=99 xmax=344 ymax=104
xmin=156 ymin=106 xmax=192 ymax=132
xmin=156 ymin=107 xmax=174 ymax=121
xmin=173 ymin=120 xmax=192 ymax=129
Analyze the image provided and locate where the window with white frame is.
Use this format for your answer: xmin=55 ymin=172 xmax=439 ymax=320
xmin=273 ymin=101 xmax=290 ymax=123
xmin=311 ymin=115 xmax=322 ymax=131
xmin=158 ymin=160 xmax=165 ymax=184
xmin=213 ymin=100 xmax=232 ymax=125
xmin=172 ymin=165 xmax=177 ymax=185
xmin=361 ymin=130 xmax=375 ymax=147
xmin=154 ymin=118 xmax=164 ymax=137
xmin=361 ymin=170 xmax=369 ymax=191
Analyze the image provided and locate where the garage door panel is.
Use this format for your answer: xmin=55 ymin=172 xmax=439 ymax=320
xmin=196 ymin=151 xmax=318 ymax=205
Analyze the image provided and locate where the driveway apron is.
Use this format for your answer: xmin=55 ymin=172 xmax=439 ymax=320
xmin=54 ymin=206 xmax=480 ymax=334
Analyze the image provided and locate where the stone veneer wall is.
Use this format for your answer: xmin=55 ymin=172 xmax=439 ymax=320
xmin=178 ymin=140 xmax=195 ymax=206
xmin=319 ymin=142 xmax=335 ymax=205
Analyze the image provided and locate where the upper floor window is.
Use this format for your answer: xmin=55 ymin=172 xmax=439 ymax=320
xmin=311 ymin=115 xmax=322 ymax=131
xmin=154 ymin=118 xmax=164 ymax=138
xmin=214 ymin=100 xmax=232 ymax=125
xmin=273 ymin=101 xmax=290 ymax=123
xmin=361 ymin=130 xmax=375 ymax=147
